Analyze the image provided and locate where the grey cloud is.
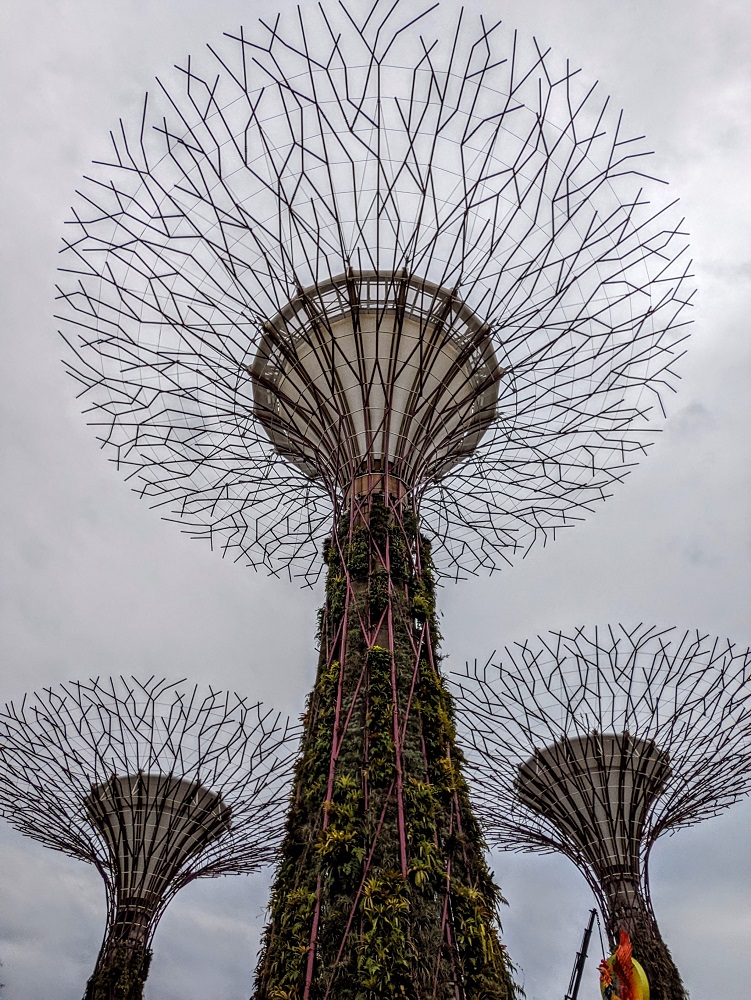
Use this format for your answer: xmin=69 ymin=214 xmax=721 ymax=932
xmin=1 ymin=1 xmax=749 ymax=999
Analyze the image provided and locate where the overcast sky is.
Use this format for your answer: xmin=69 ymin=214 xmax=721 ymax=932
xmin=1 ymin=1 xmax=749 ymax=998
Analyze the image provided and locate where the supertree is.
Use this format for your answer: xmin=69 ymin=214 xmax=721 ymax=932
xmin=54 ymin=3 xmax=694 ymax=997
xmin=0 ymin=677 xmax=298 ymax=1000
xmin=451 ymin=624 xmax=751 ymax=1000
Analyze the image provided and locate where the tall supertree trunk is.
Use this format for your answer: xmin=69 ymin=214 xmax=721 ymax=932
xmin=601 ymin=876 xmax=687 ymax=1000
xmin=83 ymin=911 xmax=153 ymax=1000
xmin=254 ymin=492 xmax=515 ymax=1000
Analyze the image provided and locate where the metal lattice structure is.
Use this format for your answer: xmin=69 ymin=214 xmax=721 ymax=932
xmin=52 ymin=3 xmax=699 ymax=997
xmin=0 ymin=677 xmax=298 ymax=998
xmin=451 ymin=624 xmax=751 ymax=1000
xmin=57 ymin=1 xmax=692 ymax=585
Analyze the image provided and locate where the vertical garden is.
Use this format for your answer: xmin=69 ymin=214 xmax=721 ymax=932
xmin=254 ymin=495 xmax=515 ymax=1000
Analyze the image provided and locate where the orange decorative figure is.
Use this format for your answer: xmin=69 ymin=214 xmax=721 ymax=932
xmin=599 ymin=931 xmax=650 ymax=1000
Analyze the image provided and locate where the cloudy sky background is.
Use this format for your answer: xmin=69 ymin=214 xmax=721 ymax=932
xmin=1 ymin=0 xmax=749 ymax=997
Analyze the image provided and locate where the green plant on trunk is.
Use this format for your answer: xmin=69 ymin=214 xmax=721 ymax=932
xmin=84 ymin=945 xmax=152 ymax=1000
xmin=254 ymin=496 xmax=516 ymax=999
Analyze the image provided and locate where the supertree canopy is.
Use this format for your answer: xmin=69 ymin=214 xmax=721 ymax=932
xmin=57 ymin=1 xmax=693 ymax=584
xmin=451 ymin=624 xmax=751 ymax=1000
xmin=0 ymin=677 xmax=298 ymax=1000
xmin=53 ymin=2 xmax=697 ymax=997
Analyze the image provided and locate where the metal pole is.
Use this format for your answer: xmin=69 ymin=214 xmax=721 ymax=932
xmin=565 ymin=909 xmax=597 ymax=1000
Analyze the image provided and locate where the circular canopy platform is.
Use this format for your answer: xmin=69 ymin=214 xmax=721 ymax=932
xmin=252 ymin=271 xmax=500 ymax=491
xmin=86 ymin=773 xmax=232 ymax=899
xmin=517 ymin=732 xmax=670 ymax=879
xmin=450 ymin=624 xmax=751 ymax=859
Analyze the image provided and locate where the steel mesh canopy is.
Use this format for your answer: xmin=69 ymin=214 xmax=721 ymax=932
xmin=0 ymin=677 xmax=299 ymax=893
xmin=450 ymin=624 xmax=751 ymax=863
xmin=57 ymin=2 xmax=693 ymax=583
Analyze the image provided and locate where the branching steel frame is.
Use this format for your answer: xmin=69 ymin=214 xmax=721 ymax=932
xmin=56 ymin=0 xmax=693 ymax=584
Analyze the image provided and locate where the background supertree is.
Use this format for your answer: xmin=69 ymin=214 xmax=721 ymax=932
xmin=451 ymin=624 xmax=751 ymax=1000
xmin=49 ymin=3 xmax=697 ymax=998
xmin=0 ymin=677 xmax=298 ymax=1000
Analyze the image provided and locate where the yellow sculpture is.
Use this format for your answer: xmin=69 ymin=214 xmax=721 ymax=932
xmin=599 ymin=930 xmax=650 ymax=1000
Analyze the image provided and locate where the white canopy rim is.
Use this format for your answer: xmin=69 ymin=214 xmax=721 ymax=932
xmin=251 ymin=270 xmax=502 ymax=491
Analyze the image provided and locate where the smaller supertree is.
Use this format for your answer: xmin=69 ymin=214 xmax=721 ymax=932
xmin=0 ymin=677 xmax=299 ymax=1000
xmin=451 ymin=625 xmax=751 ymax=1000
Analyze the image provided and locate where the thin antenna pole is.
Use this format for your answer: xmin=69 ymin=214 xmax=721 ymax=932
xmin=565 ymin=909 xmax=596 ymax=1000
